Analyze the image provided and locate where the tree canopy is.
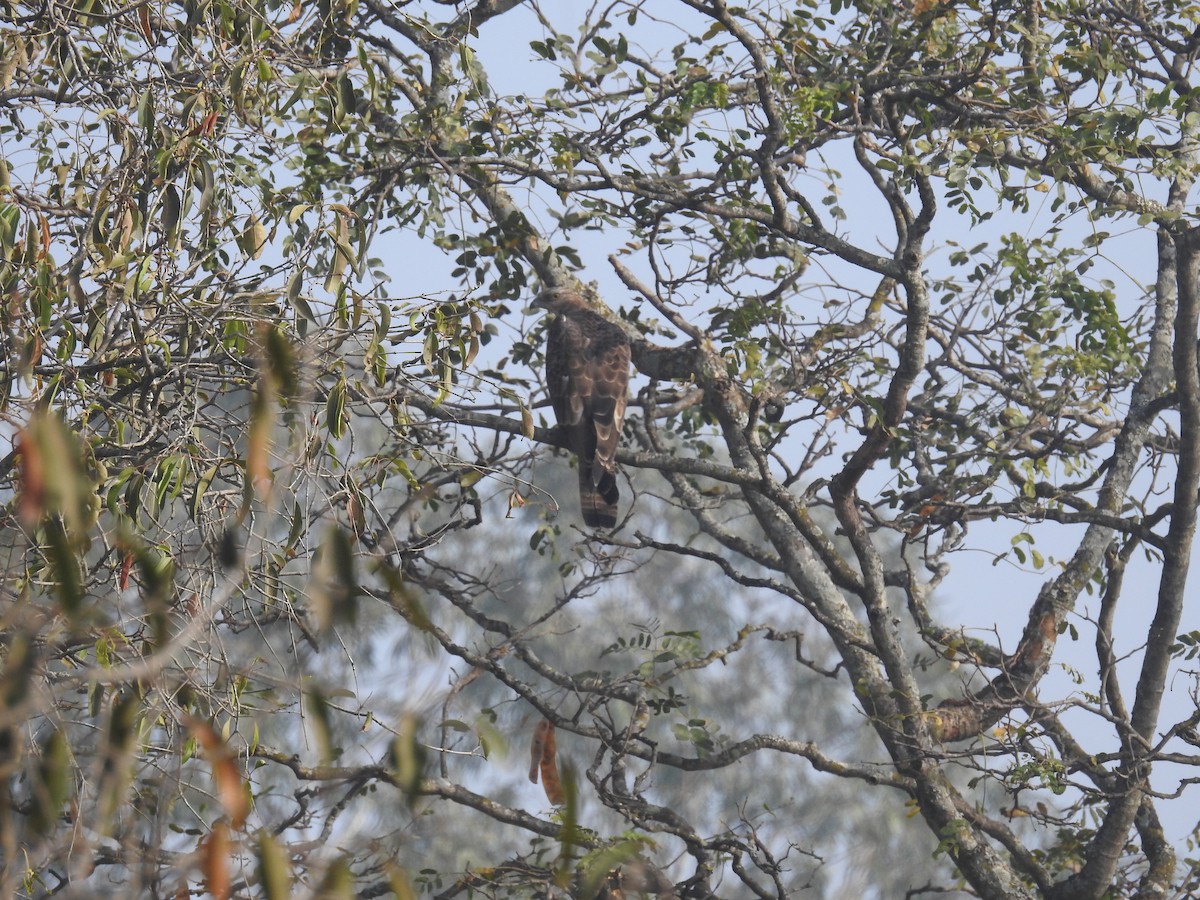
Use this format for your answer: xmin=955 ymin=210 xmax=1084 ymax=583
xmin=2 ymin=0 xmax=1200 ymax=897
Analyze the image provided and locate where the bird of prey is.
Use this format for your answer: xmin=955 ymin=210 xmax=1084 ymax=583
xmin=534 ymin=288 xmax=631 ymax=528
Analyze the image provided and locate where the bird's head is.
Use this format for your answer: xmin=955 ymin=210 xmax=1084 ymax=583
xmin=532 ymin=286 xmax=586 ymax=313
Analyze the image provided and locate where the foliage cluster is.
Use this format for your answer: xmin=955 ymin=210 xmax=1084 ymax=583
xmin=1 ymin=0 xmax=1199 ymax=898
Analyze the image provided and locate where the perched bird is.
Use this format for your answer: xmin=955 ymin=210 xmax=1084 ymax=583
xmin=533 ymin=288 xmax=631 ymax=528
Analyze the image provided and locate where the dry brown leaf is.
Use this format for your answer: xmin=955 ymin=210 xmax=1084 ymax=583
xmin=529 ymin=718 xmax=548 ymax=784
xmin=137 ymin=5 xmax=154 ymax=41
xmin=201 ymin=821 xmax=232 ymax=900
xmin=531 ymin=719 xmax=564 ymax=805
xmin=118 ymin=552 xmax=134 ymax=591
xmin=16 ymin=429 xmax=44 ymax=527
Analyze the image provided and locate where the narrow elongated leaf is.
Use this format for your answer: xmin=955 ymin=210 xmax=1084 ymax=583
xmin=31 ymin=728 xmax=72 ymax=834
xmin=325 ymin=378 xmax=346 ymax=439
xmin=183 ymin=715 xmax=250 ymax=829
xmin=201 ymin=822 xmax=232 ymax=900
xmin=257 ymin=831 xmax=291 ymax=899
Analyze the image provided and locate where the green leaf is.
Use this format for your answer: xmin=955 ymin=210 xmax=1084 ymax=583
xmin=326 ymin=378 xmax=346 ymax=439
xmin=257 ymin=831 xmax=291 ymax=900
xmin=305 ymin=687 xmax=335 ymax=764
xmin=389 ymin=713 xmax=426 ymax=802
xmin=314 ymin=856 xmax=354 ymax=899
xmin=311 ymin=524 xmax=357 ymax=631
xmin=44 ymin=517 xmax=83 ymax=618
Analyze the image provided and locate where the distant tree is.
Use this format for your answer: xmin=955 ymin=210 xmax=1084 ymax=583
xmin=1 ymin=1 xmax=1199 ymax=898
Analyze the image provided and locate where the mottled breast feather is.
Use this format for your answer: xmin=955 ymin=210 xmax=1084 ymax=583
xmin=538 ymin=289 xmax=631 ymax=528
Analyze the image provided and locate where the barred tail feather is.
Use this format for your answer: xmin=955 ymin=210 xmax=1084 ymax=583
xmin=578 ymin=462 xmax=619 ymax=529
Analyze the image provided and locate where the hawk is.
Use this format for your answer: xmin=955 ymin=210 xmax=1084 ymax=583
xmin=534 ymin=288 xmax=631 ymax=528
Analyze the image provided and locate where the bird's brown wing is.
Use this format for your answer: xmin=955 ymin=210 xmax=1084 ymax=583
xmin=544 ymin=303 xmax=629 ymax=528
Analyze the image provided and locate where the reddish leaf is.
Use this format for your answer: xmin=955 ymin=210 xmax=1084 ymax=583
xmin=137 ymin=5 xmax=154 ymax=41
xmin=529 ymin=719 xmax=548 ymax=784
xmin=118 ymin=552 xmax=134 ymax=591
xmin=183 ymin=716 xmax=249 ymax=829
xmin=15 ymin=429 xmax=44 ymax=527
xmin=201 ymin=821 xmax=232 ymax=900
xmin=530 ymin=719 xmax=564 ymax=805
xmin=185 ymin=110 xmax=219 ymax=138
